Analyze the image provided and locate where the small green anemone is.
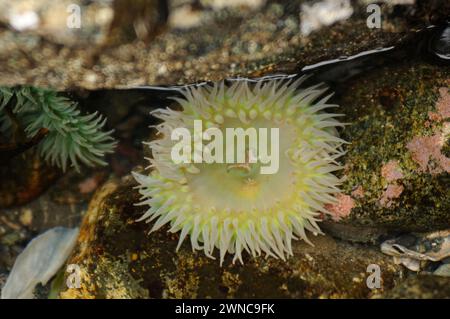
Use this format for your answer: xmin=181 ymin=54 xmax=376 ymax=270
xmin=133 ymin=78 xmax=347 ymax=265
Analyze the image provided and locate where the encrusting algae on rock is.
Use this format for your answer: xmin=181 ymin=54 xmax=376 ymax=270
xmin=133 ymin=78 xmax=347 ymax=264
xmin=406 ymin=87 xmax=450 ymax=175
xmin=335 ymin=63 xmax=449 ymax=232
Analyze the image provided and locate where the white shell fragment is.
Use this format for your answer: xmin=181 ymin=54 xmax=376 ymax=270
xmin=434 ymin=262 xmax=450 ymax=277
xmin=1 ymin=227 xmax=79 ymax=299
xmin=381 ymin=230 xmax=450 ymax=275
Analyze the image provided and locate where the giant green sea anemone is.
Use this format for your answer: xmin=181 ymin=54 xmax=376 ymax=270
xmin=133 ymin=78 xmax=347 ymax=265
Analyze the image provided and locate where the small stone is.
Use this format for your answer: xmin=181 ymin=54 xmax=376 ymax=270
xmin=19 ymin=209 xmax=33 ymax=227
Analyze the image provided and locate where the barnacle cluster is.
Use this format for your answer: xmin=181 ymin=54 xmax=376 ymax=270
xmin=134 ymin=78 xmax=347 ymax=264
xmin=0 ymin=87 xmax=116 ymax=171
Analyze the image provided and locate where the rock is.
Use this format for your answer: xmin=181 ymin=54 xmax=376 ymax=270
xmin=0 ymin=0 xmax=432 ymax=90
xmin=320 ymin=221 xmax=390 ymax=244
xmin=58 ymin=176 xmax=403 ymax=299
xmin=0 ymin=0 xmax=167 ymax=47
xmin=332 ymin=62 xmax=450 ymax=234
xmin=374 ymin=275 xmax=450 ymax=298
xmin=0 ymin=165 xmax=105 ymax=235
xmin=434 ymin=263 xmax=450 ymax=277
xmin=413 ymin=0 xmax=450 ymax=26
xmin=0 ymin=150 xmax=60 ymax=208
xmin=0 ymin=272 xmax=7 ymax=291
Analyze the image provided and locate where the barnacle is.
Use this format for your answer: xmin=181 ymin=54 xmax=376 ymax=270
xmin=133 ymin=78 xmax=347 ymax=265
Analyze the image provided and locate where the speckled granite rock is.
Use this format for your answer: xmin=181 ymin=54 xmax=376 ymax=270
xmin=0 ymin=0 xmax=440 ymax=90
xmin=58 ymin=176 xmax=403 ymax=299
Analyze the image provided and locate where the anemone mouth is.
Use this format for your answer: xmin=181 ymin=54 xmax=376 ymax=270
xmin=133 ymin=77 xmax=347 ymax=265
xmin=184 ymin=118 xmax=298 ymax=213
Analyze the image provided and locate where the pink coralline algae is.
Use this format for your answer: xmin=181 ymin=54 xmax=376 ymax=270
xmin=351 ymin=185 xmax=365 ymax=199
xmin=379 ymin=184 xmax=404 ymax=208
xmin=428 ymin=87 xmax=450 ymax=122
xmin=406 ymin=87 xmax=450 ymax=175
xmin=325 ymin=194 xmax=355 ymax=221
xmin=406 ymin=131 xmax=450 ymax=174
xmin=379 ymin=160 xmax=405 ymax=207
xmin=381 ymin=160 xmax=404 ymax=182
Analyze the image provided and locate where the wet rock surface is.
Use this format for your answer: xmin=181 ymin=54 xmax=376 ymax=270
xmin=333 ymin=62 xmax=450 ymax=234
xmin=0 ymin=0 xmax=168 ymax=46
xmin=0 ymin=151 xmax=59 ymax=209
xmin=59 ymin=177 xmax=403 ymax=299
xmin=376 ymin=275 xmax=450 ymax=299
xmin=0 ymin=0 xmax=443 ymax=90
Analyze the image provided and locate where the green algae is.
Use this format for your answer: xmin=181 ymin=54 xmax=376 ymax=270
xmin=337 ymin=62 xmax=449 ymax=231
